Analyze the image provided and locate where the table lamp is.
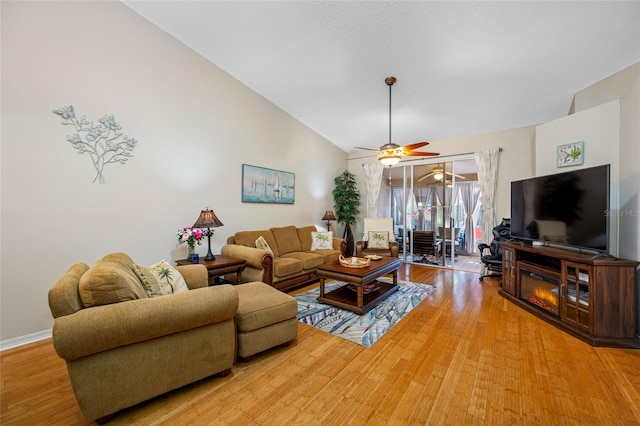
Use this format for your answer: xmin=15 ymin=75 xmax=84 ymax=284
xmin=321 ymin=210 xmax=337 ymax=232
xmin=192 ymin=208 xmax=224 ymax=260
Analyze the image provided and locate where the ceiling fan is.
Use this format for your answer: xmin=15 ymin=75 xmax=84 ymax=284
xmin=354 ymin=76 xmax=439 ymax=167
xmin=417 ymin=168 xmax=466 ymax=182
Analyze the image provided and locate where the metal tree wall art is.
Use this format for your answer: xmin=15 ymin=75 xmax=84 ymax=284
xmin=53 ymin=105 xmax=138 ymax=183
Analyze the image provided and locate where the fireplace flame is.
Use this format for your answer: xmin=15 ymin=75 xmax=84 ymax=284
xmin=528 ymin=287 xmax=558 ymax=313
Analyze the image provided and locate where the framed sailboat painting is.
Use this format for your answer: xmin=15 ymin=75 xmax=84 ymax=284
xmin=241 ymin=164 xmax=295 ymax=204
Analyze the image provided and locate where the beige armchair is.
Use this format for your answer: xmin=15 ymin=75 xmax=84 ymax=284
xmin=48 ymin=254 xmax=238 ymax=423
xmin=355 ymin=218 xmax=399 ymax=258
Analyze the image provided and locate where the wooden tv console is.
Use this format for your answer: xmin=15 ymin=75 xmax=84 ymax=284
xmin=499 ymin=241 xmax=639 ymax=348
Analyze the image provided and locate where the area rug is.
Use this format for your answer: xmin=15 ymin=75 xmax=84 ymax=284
xmin=296 ymin=277 xmax=434 ymax=347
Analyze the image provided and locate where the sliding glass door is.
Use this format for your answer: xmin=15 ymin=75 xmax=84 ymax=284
xmin=387 ymin=159 xmax=481 ymax=269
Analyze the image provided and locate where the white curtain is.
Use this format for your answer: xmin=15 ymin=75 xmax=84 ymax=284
xmin=458 ymin=181 xmax=480 ymax=253
xmin=406 ymin=190 xmax=419 ymax=230
xmin=475 ymin=148 xmax=501 ymax=244
xmin=363 ymin=163 xmax=384 ymax=217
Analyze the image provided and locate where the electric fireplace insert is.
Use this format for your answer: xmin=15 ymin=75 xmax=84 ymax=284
xmin=519 ymin=266 xmax=560 ymax=315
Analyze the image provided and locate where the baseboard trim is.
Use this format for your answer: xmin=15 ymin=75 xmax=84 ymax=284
xmin=1 ymin=329 xmax=52 ymax=351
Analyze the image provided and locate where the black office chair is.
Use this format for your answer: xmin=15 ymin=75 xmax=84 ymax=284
xmin=478 ymin=218 xmax=511 ymax=282
xmin=412 ymin=230 xmax=439 ymax=263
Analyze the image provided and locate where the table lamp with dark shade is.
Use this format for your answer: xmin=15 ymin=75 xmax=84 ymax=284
xmin=321 ymin=210 xmax=337 ymax=232
xmin=192 ymin=208 xmax=224 ymax=260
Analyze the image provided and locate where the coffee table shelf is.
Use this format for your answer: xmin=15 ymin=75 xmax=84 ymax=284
xmin=316 ymin=257 xmax=400 ymax=314
xmin=317 ymin=280 xmax=398 ymax=315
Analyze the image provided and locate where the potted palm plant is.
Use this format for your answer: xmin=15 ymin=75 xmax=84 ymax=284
xmin=332 ymin=170 xmax=360 ymax=256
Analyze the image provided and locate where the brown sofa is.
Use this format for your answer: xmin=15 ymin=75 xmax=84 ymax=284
xmin=48 ymin=253 xmax=239 ymax=423
xmin=221 ymin=225 xmax=346 ymax=291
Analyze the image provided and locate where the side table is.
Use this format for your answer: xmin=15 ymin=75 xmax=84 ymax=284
xmin=175 ymin=255 xmax=246 ymax=286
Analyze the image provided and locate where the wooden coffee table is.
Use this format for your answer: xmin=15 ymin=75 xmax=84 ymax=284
xmin=316 ymin=257 xmax=400 ymax=314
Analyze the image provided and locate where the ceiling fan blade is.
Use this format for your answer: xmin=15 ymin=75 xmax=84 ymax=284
xmin=401 ymin=141 xmax=429 ymax=151
xmin=444 ymin=171 xmax=466 ymax=179
xmin=354 ymin=147 xmax=380 ymax=152
xmin=402 ymin=151 xmax=440 ymax=157
xmin=417 ymin=172 xmax=434 ymax=182
xmin=347 ymin=154 xmax=378 ymax=160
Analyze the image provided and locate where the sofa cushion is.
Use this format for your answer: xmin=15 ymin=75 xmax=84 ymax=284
xmin=296 ymin=226 xmax=317 ymax=251
xmin=234 ymin=230 xmax=279 ymax=257
xmin=272 ymin=257 xmax=303 ymax=277
xmin=309 ymin=249 xmax=342 ymax=263
xmin=255 ymin=236 xmax=274 ymax=256
xmin=148 ymin=260 xmax=190 ymax=295
xmin=281 ymin=252 xmax=325 ymax=270
xmin=235 ymin=282 xmax=298 ymax=332
xmin=270 ymin=225 xmax=301 ymax=255
xmin=367 ymin=231 xmax=390 ymax=249
xmin=310 ymin=231 xmax=333 ymax=250
xmin=79 ymin=253 xmax=148 ymax=307
xmin=49 ymin=263 xmax=90 ymax=318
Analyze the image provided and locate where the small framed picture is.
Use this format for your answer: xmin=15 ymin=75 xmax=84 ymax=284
xmin=557 ymin=141 xmax=584 ymax=168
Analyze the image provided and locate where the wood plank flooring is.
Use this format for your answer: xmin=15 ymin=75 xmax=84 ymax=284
xmin=2 ymin=264 xmax=640 ymax=425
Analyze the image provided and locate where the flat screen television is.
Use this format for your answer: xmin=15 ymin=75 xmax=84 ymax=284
xmin=510 ymin=164 xmax=610 ymax=253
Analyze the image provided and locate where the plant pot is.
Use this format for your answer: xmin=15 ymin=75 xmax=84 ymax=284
xmin=343 ymin=223 xmax=355 ymax=256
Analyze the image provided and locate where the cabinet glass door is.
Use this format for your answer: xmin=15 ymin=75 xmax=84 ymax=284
xmin=562 ymin=262 xmax=592 ymax=333
xmin=502 ymin=247 xmax=516 ymax=296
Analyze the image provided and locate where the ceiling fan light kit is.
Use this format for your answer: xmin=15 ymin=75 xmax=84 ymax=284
xmin=378 ymin=153 xmax=401 ymax=167
xmin=416 ymin=167 xmax=466 ymax=183
xmin=377 ymin=142 xmax=402 ymax=166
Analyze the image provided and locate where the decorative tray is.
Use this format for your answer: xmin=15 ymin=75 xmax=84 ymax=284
xmin=338 ymin=255 xmax=371 ymax=268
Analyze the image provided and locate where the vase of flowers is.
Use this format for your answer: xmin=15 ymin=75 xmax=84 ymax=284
xmin=177 ymin=227 xmax=204 ymax=262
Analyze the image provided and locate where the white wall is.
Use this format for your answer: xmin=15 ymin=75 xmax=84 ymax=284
xmin=574 ymin=62 xmax=640 ymax=115
xmin=0 ymin=2 xmax=346 ymax=343
xmin=535 ymin=101 xmax=621 ymax=256
xmin=573 ymin=63 xmax=640 ymax=263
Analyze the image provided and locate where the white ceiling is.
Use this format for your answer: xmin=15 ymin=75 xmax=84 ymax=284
xmin=123 ymin=1 xmax=640 ymax=155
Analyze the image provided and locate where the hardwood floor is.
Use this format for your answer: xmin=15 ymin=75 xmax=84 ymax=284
xmin=2 ymin=264 xmax=640 ymax=425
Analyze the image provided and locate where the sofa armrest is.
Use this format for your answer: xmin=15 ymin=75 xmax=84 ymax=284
xmin=389 ymin=241 xmax=399 ymax=258
xmin=176 ymin=264 xmax=209 ymax=289
xmin=221 ymin=244 xmax=271 ymax=270
xmin=52 ymin=285 xmax=239 ymax=361
xmin=355 ymin=241 xmax=398 ymax=258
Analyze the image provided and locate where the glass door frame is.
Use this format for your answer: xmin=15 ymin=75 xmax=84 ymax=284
xmin=392 ymin=158 xmax=468 ymax=269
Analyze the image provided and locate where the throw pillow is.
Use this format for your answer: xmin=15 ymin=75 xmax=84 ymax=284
xmin=148 ymin=260 xmax=190 ymax=295
xmin=367 ymin=231 xmax=389 ymax=249
xmin=78 ymin=255 xmax=148 ymax=307
xmin=255 ymin=235 xmax=274 ymax=256
xmin=133 ymin=264 xmax=165 ymax=298
xmin=311 ymin=231 xmax=333 ymax=250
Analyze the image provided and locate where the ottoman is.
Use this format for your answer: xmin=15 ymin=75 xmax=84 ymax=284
xmin=235 ymin=282 xmax=299 ymax=361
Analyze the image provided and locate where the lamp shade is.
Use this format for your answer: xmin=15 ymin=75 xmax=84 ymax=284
xmin=192 ymin=209 xmax=223 ymax=229
xmin=321 ymin=210 xmax=337 ymax=221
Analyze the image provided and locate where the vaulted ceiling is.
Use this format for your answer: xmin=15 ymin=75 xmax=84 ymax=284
xmin=124 ymin=1 xmax=640 ymax=154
